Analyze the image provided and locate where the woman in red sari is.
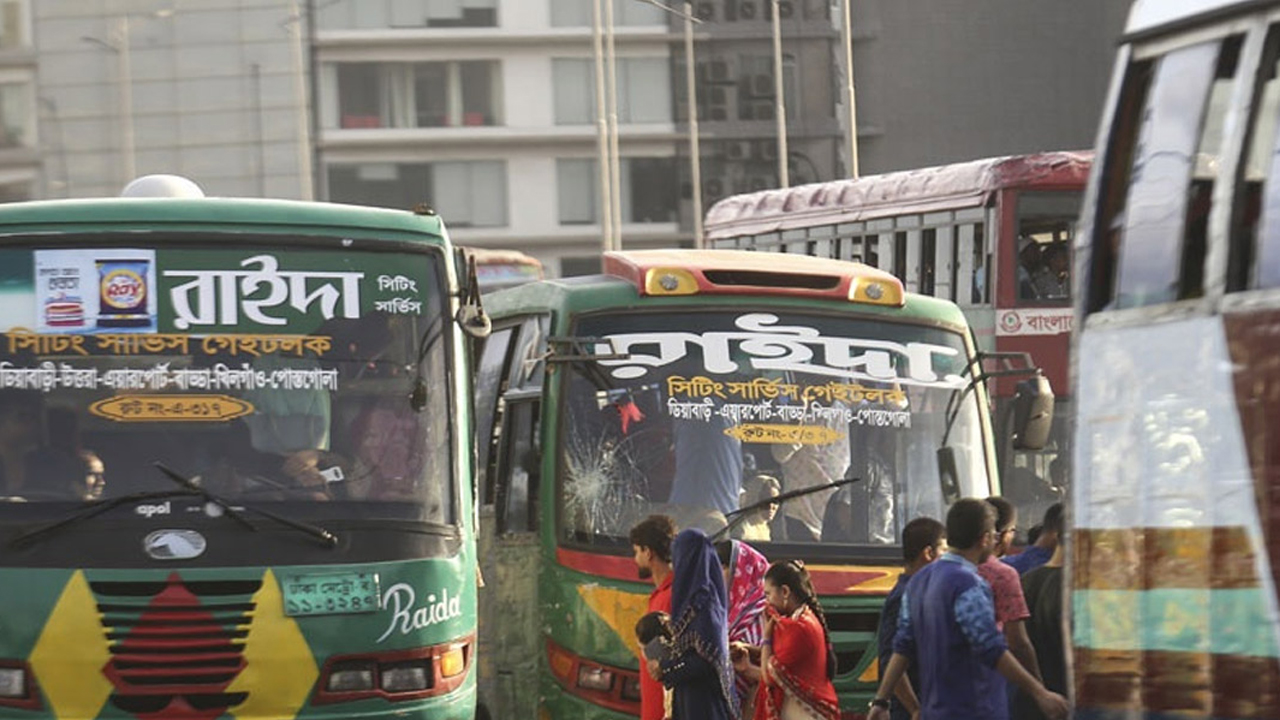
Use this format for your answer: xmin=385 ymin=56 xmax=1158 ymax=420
xmin=732 ymin=560 xmax=840 ymax=720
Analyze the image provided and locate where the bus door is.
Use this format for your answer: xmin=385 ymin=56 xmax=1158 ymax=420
xmin=474 ymin=314 xmax=546 ymax=718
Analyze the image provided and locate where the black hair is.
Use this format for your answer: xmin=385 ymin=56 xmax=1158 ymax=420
xmin=947 ymin=498 xmax=995 ymax=550
xmin=635 ymin=611 xmax=671 ymax=644
xmin=629 ymin=515 xmax=676 ymax=564
xmin=901 ymin=517 xmax=945 ymax=563
xmin=1042 ymin=502 xmax=1064 ymax=535
xmin=984 ymin=496 xmax=1016 ymax=533
xmin=764 ymin=560 xmax=837 ymax=681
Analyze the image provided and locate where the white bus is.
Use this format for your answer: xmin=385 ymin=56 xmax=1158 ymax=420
xmin=1072 ymin=0 xmax=1280 ymax=716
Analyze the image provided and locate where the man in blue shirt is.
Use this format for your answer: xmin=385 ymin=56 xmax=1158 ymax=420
xmin=877 ymin=516 xmax=946 ymax=720
xmin=1004 ymin=503 xmax=1062 ymax=576
xmin=867 ymin=499 xmax=1068 ymax=720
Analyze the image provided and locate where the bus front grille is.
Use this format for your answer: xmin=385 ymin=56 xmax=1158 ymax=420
xmin=90 ymin=573 xmax=261 ymax=716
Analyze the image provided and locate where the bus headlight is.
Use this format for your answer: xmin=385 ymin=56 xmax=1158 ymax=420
xmin=0 ymin=667 xmax=25 ymax=698
xmin=381 ymin=662 xmax=430 ymax=692
xmin=326 ymin=663 xmax=375 ymax=693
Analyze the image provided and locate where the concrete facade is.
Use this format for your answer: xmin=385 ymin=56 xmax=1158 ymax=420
xmin=847 ymin=0 xmax=1130 ymax=174
xmin=32 ymin=0 xmax=309 ymax=200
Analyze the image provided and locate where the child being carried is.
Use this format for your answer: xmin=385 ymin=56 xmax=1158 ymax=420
xmin=635 ymin=611 xmax=673 ymax=720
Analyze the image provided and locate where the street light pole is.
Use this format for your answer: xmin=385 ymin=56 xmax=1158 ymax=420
xmin=604 ymin=0 xmax=623 ymax=251
xmin=592 ymin=0 xmax=615 ymax=253
xmin=770 ymin=0 xmax=788 ymax=188
xmin=684 ymin=2 xmax=703 ymax=248
xmin=841 ymin=0 xmax=859 ymax=179
xmin=287 ymin=0 xmax=314 ymax=200
xmin=113 ymin=15 xmax=136 ymax=186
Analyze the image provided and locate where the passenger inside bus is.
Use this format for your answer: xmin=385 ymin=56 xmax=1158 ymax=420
xmin=24 ymin=407 xmax=107 ymax=501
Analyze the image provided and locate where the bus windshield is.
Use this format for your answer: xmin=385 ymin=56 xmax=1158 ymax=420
xmin=0 ymin=242 xmax=451 ymax=521
xmin=557 ymin=309 xmax=988 ymax=551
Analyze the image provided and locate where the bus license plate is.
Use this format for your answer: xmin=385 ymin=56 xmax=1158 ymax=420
xmin=281 ymin=571 xmax=381 ymax=617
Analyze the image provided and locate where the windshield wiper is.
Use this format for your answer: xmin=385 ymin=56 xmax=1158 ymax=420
xmin=153 ymin=463 xmax=338 ymax=548
xmin=711 ymin=475 xmax=862 ymax=542
xmin=8 ymin=489 xmax=200 ymax=549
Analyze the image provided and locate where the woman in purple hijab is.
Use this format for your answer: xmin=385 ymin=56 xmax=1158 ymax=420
xmin=647 ymin=528 xmax=737 ymax=720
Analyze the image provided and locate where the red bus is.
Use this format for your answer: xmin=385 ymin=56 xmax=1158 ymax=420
xmin=463 ymin=247 xmax=545 ymax=294
xmin=704 ymin=151 xmax=1091 ymax=528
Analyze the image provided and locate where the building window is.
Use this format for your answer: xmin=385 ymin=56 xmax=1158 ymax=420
xmin=557 ymin=157 xmax=678 ymax=224
xmin=0 ymin=180 xmax=29 ymax=202
xmin=551 ymin=0 xmax=665 ymax=27
xmin=0 ymin=80 xmax=32 ymax=148
xmin=331 ymin=61 xmax=502 ymax=129
xmin=552 ymin=58 xmax=671 ymax=125
xmin=317 ymin=0 xmax=496 ymax=30
xmin=327 ymin=161 xmax=507 ymax=227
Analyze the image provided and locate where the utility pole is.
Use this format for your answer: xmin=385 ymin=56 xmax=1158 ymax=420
xmin=592 ymin=0 xmax=615 ymax=253
xmin=841 ymin=0 xmax=859 ymax=179
xmin=684 ymin=2 xmax=703 ymax=247
xmin=604 ymin=0 xmax=623 ymax=250
xmin=770 ymin=0 xmax=788 ymax=188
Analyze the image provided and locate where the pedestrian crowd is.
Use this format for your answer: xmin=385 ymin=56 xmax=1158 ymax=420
xmin=629 ymin=498 xmax=1069 ymax=720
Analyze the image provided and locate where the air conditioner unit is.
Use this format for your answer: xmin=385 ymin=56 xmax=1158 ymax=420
xmin=695 ymin=1 xmax=716 ymax=20
xmin=738 ymin=1 xmax=758 ymax=20
xmin=726 ymin=141 xmax=751 ymax=161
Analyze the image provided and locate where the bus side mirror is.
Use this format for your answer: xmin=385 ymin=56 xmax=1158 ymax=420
xmin=937 ymin=446 xmax=961 ymax=505
xmin=1012 ymin=374 xmax=1054 ymax=451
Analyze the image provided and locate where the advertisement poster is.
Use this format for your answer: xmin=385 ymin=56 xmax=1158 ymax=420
xmin=34 ymin=249 xmax=158 ymax=334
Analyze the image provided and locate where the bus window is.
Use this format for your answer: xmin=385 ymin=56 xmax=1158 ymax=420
xmin=496 ymin=399 xmax=539 ymax=534
xmin=1106 ymin=37 xmax=1242 ymax=309
xmin=1016 ymin=191 xmax=1081 ymax=304
xmin=475 ymin=325 xmax=516 ymax=505
xmin=1239 ymin=27 xmax=1280 ymax=290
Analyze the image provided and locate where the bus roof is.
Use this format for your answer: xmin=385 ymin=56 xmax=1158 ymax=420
xmin=484 ymin=250 xmax=969 ymax=329
xmin=704 ymin=151 xmax=1091 ymax=240
xmin=603 ymin=248 xmax=904 ymax=305
xmin=1124 ymin=0 xmax=1272 ymax=38
xmin=0 ymin=197 xmax=447 ymax=241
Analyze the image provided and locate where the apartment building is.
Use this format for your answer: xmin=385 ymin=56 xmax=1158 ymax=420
xmin=674 ymin=0 xmax=843 ymax=225
xmin=313 ymin=0 xmax=686 ymax=274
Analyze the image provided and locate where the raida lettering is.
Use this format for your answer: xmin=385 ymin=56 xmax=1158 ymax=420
xmin=377 ymin=583 xmax=462 ymax=643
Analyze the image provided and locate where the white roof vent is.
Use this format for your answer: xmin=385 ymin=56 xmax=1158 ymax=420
xmin=120 ymin=175 xmax=205 ymax=198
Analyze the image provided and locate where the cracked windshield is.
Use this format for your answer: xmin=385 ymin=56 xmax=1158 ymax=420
xmin=560 ymin=310 xmax=989 ymax=549
xmin=0 ymin=243 xmax=450 ymax=518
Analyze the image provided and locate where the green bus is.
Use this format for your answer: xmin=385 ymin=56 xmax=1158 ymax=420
xmin=474 ymin=249 xmax=1047 ymax=719
xmin=0 ymin=177 xmax=483 ymax=720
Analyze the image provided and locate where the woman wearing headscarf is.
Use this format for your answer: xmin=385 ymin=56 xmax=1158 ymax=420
xmin=716 ymin=539 xmax=769 ymax=717
xmin=732 ymin=560 xmax=840 ymax=720
xmin=647 ymin=528 xmax=738 ymax=720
